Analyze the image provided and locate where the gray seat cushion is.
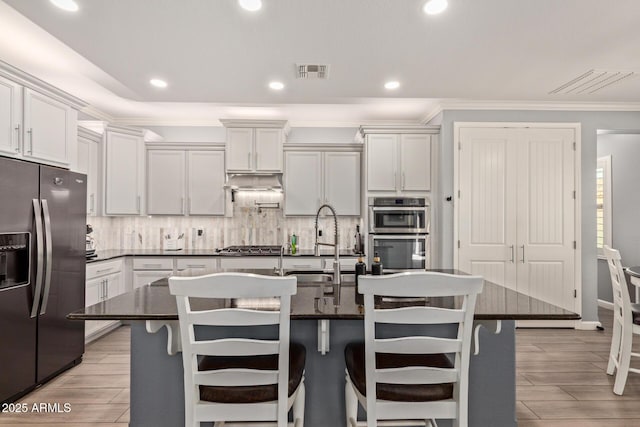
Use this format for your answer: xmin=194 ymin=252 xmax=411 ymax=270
xmin=345 ymin=341 xmax=454 ymax=402
xmin=198 ymin=342 xmax=305 ymax=404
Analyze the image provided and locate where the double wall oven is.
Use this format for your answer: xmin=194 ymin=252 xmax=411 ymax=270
xmin=368 ymin=197 xmax=430 ymax=271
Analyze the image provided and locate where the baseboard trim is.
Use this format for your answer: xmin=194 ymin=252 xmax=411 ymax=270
xmin=85 ymin=321 xmax=122 ymax=344
xmin=598 ymin=299 xmax=614 ymax=310
xmin=575 ymin=320 xmax=603 ymax=330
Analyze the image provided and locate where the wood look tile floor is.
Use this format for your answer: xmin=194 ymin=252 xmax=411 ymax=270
xmin=2 ymin=308 xmax=640 ymax=426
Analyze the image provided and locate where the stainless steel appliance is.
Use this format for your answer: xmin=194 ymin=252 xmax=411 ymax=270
xmin=368 ymin=197 xmax=429 ymax=234
xmin=216 ymin=245 xmax=283 ymax=256
xmin=368 ymin=197 xmax=430 ymax=271
xmin=0 ymin=157 xmax=86 ymax=404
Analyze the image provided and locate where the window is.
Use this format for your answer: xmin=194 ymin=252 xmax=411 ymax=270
xmin=596 ymin=155 xmax=612 ymax=257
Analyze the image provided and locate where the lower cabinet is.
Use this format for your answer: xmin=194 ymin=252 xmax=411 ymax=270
xmin=85 ymin=259 xmax=124 ymax=341
xmin=133 ymin=270 xmax=171 ymax=289
xmin=132 ymin=257 xmax=174 ymax=288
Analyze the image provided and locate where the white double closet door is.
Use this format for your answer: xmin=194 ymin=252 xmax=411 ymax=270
xmin=457 ymin=126 xmax=577 ymax=311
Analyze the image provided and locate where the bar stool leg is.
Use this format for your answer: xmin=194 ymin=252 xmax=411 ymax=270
xmin=345 ymin=374 xmax=358 ymax=427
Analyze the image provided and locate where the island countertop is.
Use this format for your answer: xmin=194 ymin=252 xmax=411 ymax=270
xmin=69 ymin=268 xmax=580 ymax=321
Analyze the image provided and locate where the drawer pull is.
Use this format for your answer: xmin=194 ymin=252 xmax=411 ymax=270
xmin=96 ymin=268 xmax=113 ymax=274
xmin=143 ymin=264 xmax=162 ymax=268
xmin=187 ymin=264 xmax=206 ymax=268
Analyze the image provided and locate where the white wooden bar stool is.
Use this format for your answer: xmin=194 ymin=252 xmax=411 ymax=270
xmin=169 ymin=273 xmax=305 ymax=427
xmin=603 ymin=245 xmax=640 ymax=395
xmin=344 ymin=272 xmax=483 ymax=427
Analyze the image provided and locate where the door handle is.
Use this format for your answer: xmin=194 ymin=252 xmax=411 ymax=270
xmin=40 ymin=200 xmax=53 ymax=315
xmin=510 ymin=245 xmax=515 ymax=263
xmin=248 ymin=152 xmax=251 ymax=169
xmin=521 ymin=245 xmax=526 ymax=263
xmin=402 ymin=173 xmax=406 ymax=190
xmin=27 ymin=128 xmax=33 ymax=154
xmin=137 ymin=196 xmax=141 ymax=214
xmin=181 ymin=197 xmax=184 ymax=215
xmin=14 ymin=124 xmax=21 ymax=152
xmin=105 ymin=279 xmax=108 ymax=299
xmin=30 ymin=199 xmax=44 ymax=318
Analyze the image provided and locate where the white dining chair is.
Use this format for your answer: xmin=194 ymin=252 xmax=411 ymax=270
xmin=603 ymin=245 xmax=640 ymax=395
xmin=169 ymin=273 xmax=305 ymax=427
xmin=344 ymin=272 xmax=484 ymax=427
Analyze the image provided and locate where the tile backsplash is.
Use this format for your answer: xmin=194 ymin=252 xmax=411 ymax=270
xmin=89 ymin=192 xmax=362 ymax=251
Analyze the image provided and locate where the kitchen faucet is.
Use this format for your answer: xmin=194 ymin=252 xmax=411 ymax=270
xmin=314 ymin=204 xmax=340 ymax=304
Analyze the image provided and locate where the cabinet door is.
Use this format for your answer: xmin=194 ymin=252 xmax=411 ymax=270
xmin=85 ymin=276 xmax=103 ymax=307
xmin=400 ymin=134 xmax=431 ymax=191
xmin=147 ymin=150 xmax=186 ymax=215
xmin=226 ymin=128 xmax=254 ymax=171
xmin=0 ymin=75 xmax=21 ymax=156
xmin=105 ymin=131 xmax=142 ymax=215
xmin=324 ymin=152 xmax=361 ymax=216
xmin=188 ymin=151 xmax=225 ymax=215
xmin=284 ymin=151 xmax=322 ymax=215
xmin=105 ymin=272 xmax=124 ymax=299
xmin=23 ymin=88 xmax=74 ymax=166
xmin=255 ymin=128 xmax=283 ymax=172
xmin=367 ymin=134 xmax=397 ymax=191
xmin=78 ymin=136 xmax=99 ymax=216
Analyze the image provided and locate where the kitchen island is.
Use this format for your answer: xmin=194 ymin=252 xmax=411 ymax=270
xmin=69 ymin=269 xmax=579 ymax=427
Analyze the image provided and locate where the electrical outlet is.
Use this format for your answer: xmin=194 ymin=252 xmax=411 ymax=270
xmin=197 ymin=229 xmax=204 ymax=237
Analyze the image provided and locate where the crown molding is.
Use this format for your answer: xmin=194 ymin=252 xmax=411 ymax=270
xmin=219 ymin=119 xmax=291 ymax=135
xmin=77 ymin=126 xmax=103 ymax=143
xmin=0 ymin=60 xmax=87 ymax=110
xmin=359 ymin=124 xmax=441 ymax=137
xmin=80 ymin=105 xmax=114 ymax=122
xmin=106 ymin=124 xmax=145 ymax=137
xmin=436 ymin=99 xmax=640 ymax=112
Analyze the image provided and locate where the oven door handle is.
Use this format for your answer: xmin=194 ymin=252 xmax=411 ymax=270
xmin=370 ymin=234 xmax=429 ymax=240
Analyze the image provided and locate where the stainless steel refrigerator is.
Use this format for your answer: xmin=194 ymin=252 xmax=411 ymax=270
xmin=0 ymin=156 xmax=86 ymax=403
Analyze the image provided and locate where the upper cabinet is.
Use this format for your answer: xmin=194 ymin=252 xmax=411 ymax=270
xmin=362 ymin=127 xmax=437 ymax=193
xmin=146 ymin=147 xmax=225 ymax=216
xmin=77 ymin=127 xmax=102 ymax=216
xmin=284 ymin=149 xmax=361 ymax=216
xmin=0 ymin=72 xmax=82 ymax=168
xmin=222 ymin=119 xmax=288 ymax=173
xmin=104 ymin=126 xmax=145 ymax=215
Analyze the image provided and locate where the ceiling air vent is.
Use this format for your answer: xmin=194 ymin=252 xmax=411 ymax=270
xmin=296 ymin=64 xmax=329 ymax=79
xmin=549 ymin=69 xmax=636 ymax=95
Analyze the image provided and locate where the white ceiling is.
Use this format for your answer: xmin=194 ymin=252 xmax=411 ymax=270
xmin=2 ymin=0 xmax=640 ymax=125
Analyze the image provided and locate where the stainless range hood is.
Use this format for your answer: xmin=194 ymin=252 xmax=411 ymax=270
xmin=224 ymin=174 xmax=283 ymax=191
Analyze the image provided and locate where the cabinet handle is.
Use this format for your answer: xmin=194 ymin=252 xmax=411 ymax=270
xmin=181 ymin=197 xmax=184 ymax=214
xmin=248 ymin=152 xmax=251 ymax=169
xmin=14 ymin=124 xmax=20 ymax=152
xmin=521 ymin=245 xmax=525 ymax=263
xmin=187 ymin=197 xmax=191 ymax=215
xmin=510 ymin=245 xmax=514 ymax=263
xmin=105 ymin=279 xmax=109 ymax=299
xmin=394 ymin=172 xmax=397 ymax=189
xmin=27 ymin=128 xmax=33 ymax=154
xmin=100 ymin=279 xmax=105 ymax=300
xmin=137 ymin=196 xmax=141 ymax=213
xmin=143 ymin=263 xmax=162 ymax=268
xmin=96 ymin=268 xmax=112 ymax=274
xmin=402 ymin=173 xmax=406 ymax=190
xmin=186 ymin=264 xmax=206 ymax=268
xmin=256 ymin=152 xmax=259 ymax=168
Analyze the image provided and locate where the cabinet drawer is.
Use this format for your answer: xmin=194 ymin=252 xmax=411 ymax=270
xmin=282 ymin=258 xmax=323 ymax=270
xmin=87 ymin=259 xmax=123 ymax=279
xmin=133 ymin=257 xmax=173 ymax=270
xmin=176 ymin=258 xmax=217 ymax=270
xmin=133 ymin=270 xmax=171 ymax=289
xmin=219 ymin=257 xmax=278 ymax=269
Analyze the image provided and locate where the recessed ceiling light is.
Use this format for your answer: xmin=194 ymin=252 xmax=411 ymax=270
xmin=269 ymin=81 xmax=284 ymax=90
xmin=50 ymin=0 xmax=79 ymax=12
xmin=423 ymin=0 xmax=448 ymax=15
xmin=238 ymin=0 xmax=262 ymax=12
xmin=149 ymin=78 xmax=168 ymax=88
xmin=384 ymin=81 xmax=400 ymax=90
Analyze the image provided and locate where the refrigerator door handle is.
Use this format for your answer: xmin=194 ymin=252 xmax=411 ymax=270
xmin=30 ymin=199 xmax=45 ymax=318
xmin=40 ymin=199 xmax=53 ymax=315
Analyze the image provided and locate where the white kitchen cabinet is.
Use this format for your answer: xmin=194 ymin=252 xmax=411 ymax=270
xmin=0 ymin=75 xmax=21 ymax=157
xmin=85 ymin=259 xmax=124 ymax=341
xmin=22 ymin=88 xmax=76 ymax=167
xmin=176 ymin=257 xmax=218 ymax=273
xmin=77 ymin=128 xmax=101 ymax=216
xmin=285 ymin=150 xmax=360 ymax=216
xmin=145 ymin=148 xmax=225 ymax=216
xmin=133 ymin=270 xmax=170 ymax=289
xmin=284 ymin=151 xmax=322 ymax=216
xmin=281 ymin=257 xmax=324 ymax=270
xmin=226 ymin=128 xmax=254 ymax=171
xmin=366 ymin=133 xmax=431 ymax=192
xmin=104 ymin=127 xmax=144 ymax=215
xmin=147 ymin=150 xmax=186 ymax=215
xmin=219 ymin=257 xmax=279 ymax=269
xmin=324 ymin=152 xmax=361 ymax=216
xmin=188 ymin=150 xmax=225 ymax=215
xmin=223 ymin=121 xmax=287 ymax=173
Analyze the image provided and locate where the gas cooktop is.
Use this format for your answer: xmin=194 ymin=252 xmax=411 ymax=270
xmin=215 ymin=245 xmax=283 ymax=256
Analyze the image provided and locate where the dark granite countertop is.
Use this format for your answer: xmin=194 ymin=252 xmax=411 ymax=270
xmin=626 ymin=266 xmax=640 ymax=278
xmin=69 ymin=268 xmax=580 ymax=321
xmin=87 ymin=249 xmax=362 ymax=263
